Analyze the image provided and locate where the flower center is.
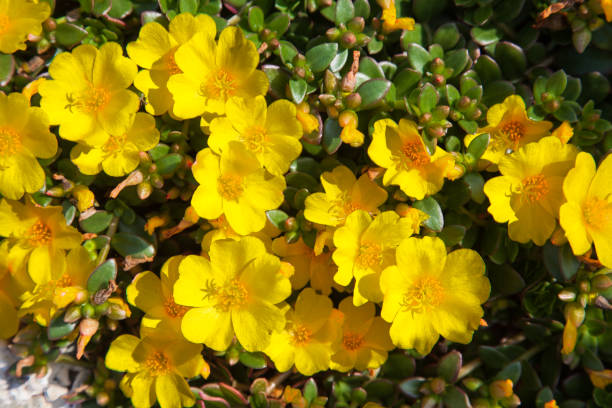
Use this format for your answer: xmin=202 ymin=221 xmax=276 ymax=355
xmin=501 ymin=120 xmax=525 ymax=147
xmin=583 ymin=198 xmax=612 ymax=230
xmin=242 ymin=126 xmax=267 ymax=153
xmin=290 ymin=324 xmax=312 ymax=346
xmin=400 ymin=141 xmax=429 ymax=168
xmin=145 ymin=351 xmax=171 ymax=376
xmin=213 ymin=279 xmax=248 ymax=312
xmin=166 ymin=53 xmax=181 ymax=76
xmin=27 ymin=220 xmax=52 ymax=247
xmin=521 ymin=174 xmax=549 ymax=203
xmin=202 ymin=70 xmax=236 ymax=100
xmin=71 ymin=86 xmax=111 ymax=114
xmin=0 ymin=127 xmax=21 ymax=156
xmin=217 ymin=173 xmax=244 ymax=201
xmin=0 ymin=15 xmax=10 ymax=35
xmin=342 ymin=332 xmax=364 ymax=351
xmin=356 ymin=241 xmax=382 ymax=269
xmin=164 ymin=295 xmax=189 ymax=318
xmin=103 ymin=133 xmax=127 ymax=153
xmin=56 ymin=274 xmax=74 ymax=288
xmin=400 ymin=276 xmax=444 ymax=313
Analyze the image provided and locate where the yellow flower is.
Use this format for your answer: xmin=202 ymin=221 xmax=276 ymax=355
xmin=70 ymin=113 xmax=160 ymax=177
xmin=544 ymin=400 xmax=559 ymax=408
xmin=265 ymin=288 xmax=341 ymax=375
xmin=333 ymin=210 xmax=418 ymax=305
xmin=304 ymin=165 xmax=388 ymax=227
xmin=127 ymin=12 xmax=216 ymax=116
xmin=71 ymin=185 xmax=95 ymax=212
xmin=0 ymin=92 xmax=57 ymax=199
xmin=602 ymin=0 xmax=612 ymax=22
xmin=127 ymin=256 xmax=190 ymax=336
xmin=106 ymin=328 xmax=204 ymax=408
xmin=191 ymin=142 xmax=285 ymax=235
xmin=551 ymin=121 xmax=573 ymax=144
xmin=39 ymin=42 xmax=139 ymax=146
xmin=340 ymin=123 xmax=364 ymax=147
xmin=271 ymin=237 xmax=338 ymax=295
xmin=173 ymin=237 xmax=291 ymax=351
xmin=588 ymin=369 xmax=612 ymax=389
xmin=484 ymin=136 xmax=579 ymax=246
xmin=330 ymin=297 xmax=393 ymax=372
xmin=559 ymin=152 xmax=612 ymax=268
xmin=209 ymin=96 xmax=302 ymax=176
xmin=464 ymin=95 xmax=552 ymax=165
xmin=19 ymin=246 xmax=92 ymax=326
xmin=167 ymin=26 xmax=269 ymax=119
xmin=200 ymin=215 xmax=276 ymax=254
xmin=376 ymin=0 xmax=415 ymax=32
xmin=369 ymin=118 xmax=455 ymax=200
xmin=380 ymin=236 xmax=490 ymax=354
xmin=0 ymin=243 xmax=19 ymax=339
xmin=0 ymin=199 xmax=82 ymax=285
xmin=0 ymin=0 xmax=50 ymax=54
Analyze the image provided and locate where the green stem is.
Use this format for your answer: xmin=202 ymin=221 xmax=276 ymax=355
xmin=96 ymin=215 xmax=119 ymax=266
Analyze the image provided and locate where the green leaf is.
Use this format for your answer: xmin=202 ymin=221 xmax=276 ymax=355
xmin=335 ymin=0 xmax=354 ymax=24
xmin=263 ymin=64 xmax=290 ymax=99
xmin=401 ymin=23 xmax=424 ymax=48
xmin=322 ymin=118 xmax=342 ymax=154
xmin=443 ymin=386 xmax=470 ymax=408
xmin=581 ymin=72 xmax=610 ymax=103
xmin=303 ymin=379 xmax=318 ymax=403
xmin=543 ymin=243 xmax=580 ymax=282
xmin=354 ymin=0 xmax=370 ymax=17
xmin=546 ymin=70 xmax=567 ymax=96
xmin=444 ymin=49 xmax=469 ymax=77
xmin=87 ymin=259 xmax=118 ymax=293
xmin=405 ymin=43 xmax=432 ymax=73
xmin=474 ymin=55 xmax=502 ymax=83
xmin=155 ymin=153 xmax=183 ymax=175
xmin=266 ymin=210 xmax=289 ymax=229
xmin=47 ymin=315 xmax=77 ymax=340
xmin=0 ymin=54 xmax=14 ymax=86
xmin=289 ymin=78 xmax=307 ymax=103
xmin=239 ymin=351 xmax=267 ymax=369
xmin=553 ymin=101 xmax=578 ymax=122
xmin=55 ymin=23 xmax=88 ymax=48
xmin=418 ymin=83 xmax=438 ymax=113
xmin=80 ymin=211 xmax=113 ymax=234
xmin=359 ymin=57 xmax=384 ymax=79
xmin=412 ymin=0 xmax=446 ymax=21
xmin=494 ymin=361 xmax=522 ymax=383
xmin=563 ymin=76 xmax=582 ymax=101
xmin=433 ymin=23 xmax=460 ymax=50
xmin=286 ymin=172 xmax=319 ymax=191
xmin=394 ymin=69 xmax=421 ymax=97
xmin=148 ymin=144 xmax=170 ymax=161
xmin=266 ymin=12 xmax=290 ymax=35
xmin=108 ymin=0 xmax=133 ymax=18
xmin=179 ymin=0 xmax=199 ymax=13
xmin=413 ymin=197 xmax=443 ymax=232
xmin=494 ymin=42 xmax=527 ymax=80
xmin=248 ymin=6 xmax=265 ymax=32
xmin=471 ymin=26 xmax=501 ymax=46
xmin=438 ymin=225 xmax=466 ymax=247
xmin=330 ymin=49 xmax=348 ymax=72
xmin=572 ymin=29 xmax=591 ymax=54
xmin=356 ymin=78 xmax=391 ymax=110
xmin=463 ymin=172 xmax=485 ymax=203
xmin=467 ymin=133 xmax=489 ymax=160
xmin=279 ymin=41 xmax=298 ymax=65
xmin=399 ymin=377 xmax=426 ymax=398
xmin=306 ymin=43 xmax=338 ymax=73
xmin=111 ymin=232 xmax=155 ymax=258
xmin=479 ymin=346 xmax=510 ymax=370
xmin=489 ymin=264 xmax=525 ymax=296
xmin=482 ymin=80 xmax=515 ymax=106
xmin=438 ymin=351 xmax=462 ymax=383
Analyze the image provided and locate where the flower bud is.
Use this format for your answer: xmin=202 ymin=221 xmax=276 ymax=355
xmin=340 ymin=31 xmax=357 ymax=48
xmin=565 ymin=302 xmax=585 ymax=327
xmin=558 ymin=289 xmax=576 ymax=302
xmin=592 ymin=275 xmax=612 ymax=291
xmin=345 ymin=92 xmax=362 ymax=109
xmin=64 ymin=305 xmax=82 ymax=323
xmin=489 ymin=379 xmax=513 ymax=400
xmin=430 ymin=378 xmax=446 ymax=394
xmin=432 ymin=73 xmax=446 ymax=87
xmin=457 ymin=96 xmax=471 ymax=110
xmin=430 ymin=57 xmax=445 ymax=73
xmin=347 ymin=17 xmax=365 ymax=32
xmin=81 ymin=303 xmax=95 ymax=319
xmin=319 ymin=93 xmax=336 ymax=106
xmin=137 ymin=182 xmax=153 ymax=200
xmin=107 ymin=303 xmax=128 ymax=320
xmin=462 ymin=377 xmax=483 ymax=392
xmin=427 ymin=125 xmax=446 ymax=139
xmin=326 ymin=27 xmax=341 ymax=41
xmin=338 ymin=110 xmax=358 ymax=128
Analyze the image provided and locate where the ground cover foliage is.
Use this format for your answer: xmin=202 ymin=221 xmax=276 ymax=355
xmin=0 ymin=0 xmax=612 ymax=407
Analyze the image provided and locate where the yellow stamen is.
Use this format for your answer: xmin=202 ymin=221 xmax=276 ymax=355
xmin=103 ymin=133 xmax=127 ymax=153
xmin=583 ymin=198 xmax=612 ymax=229
xmin=145 ymin=351 xmax=171 ymax=376
xmin=521 ymin=174 xmax=549 ymax=203
xmin=70 ymin=86 xmax=110 ymax=114
xmin=217 ymin=173 xmax=244 ymax=201
xmin=202 ymin=70 xmax=236 ymax=100
xmin=400 ymin=276 xmax=444 ymax=313
xmin=27 ymin=220 xmax=52 ymax=247
xmin=400 ymin=141 xmax=429 ymax=168
xmin=213 ymin=278 xmax=248 ymax=312
xmin=342 ymin=332 xmax=364 ymax=351
xmin=501 ymin=120 xmax=525 ymax=147
xmin=242 ymin=126 xmax=267 ymax=153
xmin=0 ymin=127 xmax=21 ymax=156
xmin=164 ymin=295 xmax=189 ymax=318
xmin=356 ymin=241 xmax=382 ymax=268
xmin=290 ymin=324 xmax=312 ymax=346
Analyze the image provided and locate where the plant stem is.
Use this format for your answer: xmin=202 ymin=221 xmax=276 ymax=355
xmin=96 ymin=215 xmax=119 ymax=266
